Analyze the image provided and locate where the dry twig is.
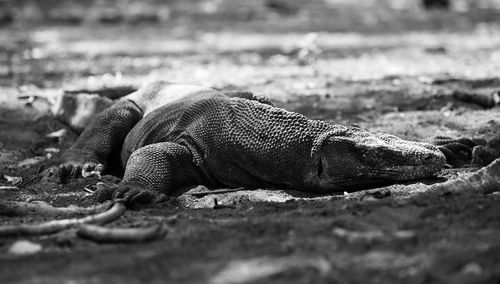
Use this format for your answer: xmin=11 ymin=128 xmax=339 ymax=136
xmin=0 ymin=202 xmax=126 ymax=237
xmin=189 ymin=187 xmax=245 ymax=197
xmin=0 ymin=200 xmax=112 ymax=217
xmin=77 ymin=223 xmax=166 ymax=243
xmin=0 ymin=186 xmax=18 ymax=190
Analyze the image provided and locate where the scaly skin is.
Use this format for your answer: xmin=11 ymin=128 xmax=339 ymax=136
xmin=429 ymin=133 xmax=500 ymax=195
xmin=61 ymin=81 xmax=447 ymax=205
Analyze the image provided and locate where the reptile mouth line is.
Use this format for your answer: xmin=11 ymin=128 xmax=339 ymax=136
xmin=318 ymin=163 xmax=442 ymax=187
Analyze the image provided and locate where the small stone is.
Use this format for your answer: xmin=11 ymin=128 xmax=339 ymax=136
xmin=44 ymin=147 xmax=60 ymax=153
xmin=46 ymin=128 xmax=67 ymax=139
xmin=8 ymin=240 xmax=43 ymax=255
xmin=3 ymin=175 xmax=23 ymax=186
xmin=461 ymin=262 xmax=483 ymax=275
xmin=16 ymin=156 xmax=46 ymax=168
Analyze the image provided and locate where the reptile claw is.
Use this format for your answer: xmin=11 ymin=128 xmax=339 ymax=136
xmin=70 ymin=165 xmax=81 ymax=178
xmin=95 ymin=182 xmax=118 ymax=203
xmin=82 ymin=163 xmax=105 ymax=178
xmin=431 ymin=136 xmax=486 ymax=168
xmin=472 ymin=145 xmax=500 ymax=166
xmin=59 ymin=164 xmax=71 ymax=182
xmin=82 ymin=170 xmax=102 ymax=179
xmin=108 ymin=183 xmax=163 ymax=206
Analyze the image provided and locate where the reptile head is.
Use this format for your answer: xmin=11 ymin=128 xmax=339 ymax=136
xmin=311 ymin=127 xmax=445 ymax=191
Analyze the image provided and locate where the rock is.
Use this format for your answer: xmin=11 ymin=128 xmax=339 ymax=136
xmin=461 ymin=262 xmax=483 ymax=275
xmin=8 ymin=240 xmax=43 ymax=255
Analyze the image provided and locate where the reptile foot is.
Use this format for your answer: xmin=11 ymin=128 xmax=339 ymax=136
xmin=430 ymin=136 xmax=487 ymax=168
xmin=95 ymin=182 xmax=119 ymax=202
xmin=59 ymin=162 xmax=105 ymax=182
xmin=96 ymin=182 xmax=167 ymax=205
xmin=472 ymin=133 xmax=500 ymax=166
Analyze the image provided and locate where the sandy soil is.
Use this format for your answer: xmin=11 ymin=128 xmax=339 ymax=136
xmin=1 ymin=1 xmax=500 ymax=283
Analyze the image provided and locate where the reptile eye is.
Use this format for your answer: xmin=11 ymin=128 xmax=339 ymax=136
xmin=317 ymin=157 xmax=324 ymax=178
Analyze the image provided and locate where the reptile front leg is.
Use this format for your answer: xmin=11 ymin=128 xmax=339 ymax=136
xmin=429 ymin=133 xmax=500 ymax=194
xmin=96 ymin=142 xmax=202 ymax=205
xmin=428 ymin=134 xmax=500 ymax=168
xmin=60 ymin=100 xmax=143 ymax=180
xmin=428 ymin=136 xmax=487 ymax=168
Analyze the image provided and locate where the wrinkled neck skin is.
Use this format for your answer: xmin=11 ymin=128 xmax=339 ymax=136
xmin=306 ymin=128 xmax=446 ymax=193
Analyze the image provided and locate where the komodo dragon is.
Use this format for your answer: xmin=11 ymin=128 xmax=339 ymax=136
xmin=57 ymin=81 xmax=497 ymax=205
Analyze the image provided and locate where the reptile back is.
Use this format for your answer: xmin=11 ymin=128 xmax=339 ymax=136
xmin=169 ymin=97 xmax=336 ymax=190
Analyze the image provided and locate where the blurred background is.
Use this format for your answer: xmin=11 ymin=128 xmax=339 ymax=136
xmin=1 ymin=0 xmax=500 ymax=31
xmin=1 ymin=0 xmax=500 ymax=129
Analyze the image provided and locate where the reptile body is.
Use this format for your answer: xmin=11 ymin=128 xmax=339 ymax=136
xmin=61 ymin=81 xmax=447 ymax=203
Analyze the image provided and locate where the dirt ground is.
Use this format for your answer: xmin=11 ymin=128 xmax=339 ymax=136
xmin=1 ymin=1 xmax=500 ymax=283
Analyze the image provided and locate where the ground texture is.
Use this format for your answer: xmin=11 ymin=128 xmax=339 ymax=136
xmin=0 ymin=1 xmax=500 ymax=283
